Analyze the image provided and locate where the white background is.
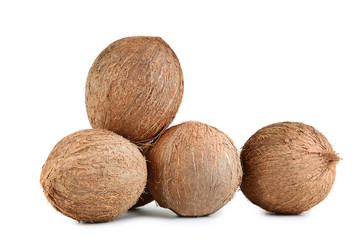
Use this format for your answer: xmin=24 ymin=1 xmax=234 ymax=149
xmin=1 ymin=0 xmax=359 ymax=239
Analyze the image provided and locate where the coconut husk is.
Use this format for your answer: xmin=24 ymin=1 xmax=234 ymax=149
xmin=40 ymin=129 xmax=147 ymax=223
xmin=240 ymin=122 xmax=340 ymax=214
xmin=147 ymin=121 xmax=242 ymax=217
xmin=85 ymin=36 xmax=184 ymax=146
xmin=131 ymin=145 xmax=154 ymax=209
xmin=130 ymin=185 xmax=154 ymax=209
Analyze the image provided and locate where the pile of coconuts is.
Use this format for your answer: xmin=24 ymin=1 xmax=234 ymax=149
xmin=40 ymin=36 xmax=340 ymax=223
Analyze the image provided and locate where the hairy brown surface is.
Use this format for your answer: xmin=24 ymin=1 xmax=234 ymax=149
xmin=40 ymin=129 xmax=147 ymax=223
xmin=147 ymin=121 xmax=242 ymax=216
xmin=131 ymin=185 xmax=154 ymax=209
xmin=85 ymin=36 xmax=184 ymax=145
xmin=240 ymin=122 xmax=340 ymax=214
xmin=131 ymin=145 xmax=154 ymax=209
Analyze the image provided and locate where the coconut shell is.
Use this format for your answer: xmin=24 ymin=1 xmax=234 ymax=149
xmin=240 ymin=122 xmax=340 ymax=214
xmin=131 ymin=145 xmax=154 ymax=209
xmin=147 ymin=121 xmax=242 ymax=217
xmin=85 ymin=36 xmax=184 ymax=145
xmin=40 ymin=129 xmax=147 ymax=223
xmin=131 ymin=185 xmax=154 ymax=209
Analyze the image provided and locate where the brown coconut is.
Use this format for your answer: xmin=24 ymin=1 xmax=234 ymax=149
xmin=40 ymin=129 xmax=147 ymax=223
xmin=131 ymin=145 xmax=154 ymax=209
xmin=131 ymin=185 xmax=154 ymax=209
xmin=85 ymin=36 xmax=184 ymax=146
xmin=147 ymin=121 xmax=242 ymax=216
xmin=240 ymin=122 xmax=340 ymax=214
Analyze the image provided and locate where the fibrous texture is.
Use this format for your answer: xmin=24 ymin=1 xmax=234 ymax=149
xmin=85 ymin=36 xmax=184 ymax=145
xmin=131 ymin=146 xmax=154 ymax=208
xmin=147 ymin=121 xmax=242 ymax=216
xmin=240 ymin=122 xmax=340 ymax=214
xmin=131 ymin=185 xmax=154 ymax=209
xmin=40 ymin=129 xmax=147 ymax=223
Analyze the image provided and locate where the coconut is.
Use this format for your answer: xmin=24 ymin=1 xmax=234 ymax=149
xmin=131 ymin=185 xmax=154 ymax=209
xmin=131 ymin=146 xmax=154 ymax=209
xmin=40 ymin=129 xmax=147 ymax=223
xmin=240 ymin=122 xmax=340 ymax=214
xmin=147 ymin=121 xmax=242 ymax=217
xmin=85 ymin=36 xmax=184 ymax=146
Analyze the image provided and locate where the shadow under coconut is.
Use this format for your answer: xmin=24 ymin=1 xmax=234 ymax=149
xmin=76 ymin=204 xmax=220 ymax=225
xmin=263 ymin=211 xmax=309 ymax=217
xmin=129 ymin=207 xmax=178 ymax=219
xmin=134 ymin=207 xmax=222 ymax=219
xmin=129 ymin=204 xmax=223 ymax=219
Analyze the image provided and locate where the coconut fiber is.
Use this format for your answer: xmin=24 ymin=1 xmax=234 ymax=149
xmin=40 ymin=129 xmax=147 ymax=223
xmin=131 ymin=145 xmax=154 ymax=209
xmin=240 ymin=122 xmax=340 ymax=214
xmin=131 ymin=185 xmax=154 ymax=209
xmin=147 ymin=121 xmax=242 ymax=216
xmin=85 ymin=36 xmax=184 ymax=146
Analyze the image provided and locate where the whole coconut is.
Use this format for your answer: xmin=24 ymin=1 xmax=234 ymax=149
xmin=147 ymin=121 xmax=242 ymax=217
xmin=240 ymin=122 xmax=340 ymax=214
xmin=40 ymin=129 xmax=147 ymax=223
xmin=85 ymin=36 xmax=184 ymax=145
